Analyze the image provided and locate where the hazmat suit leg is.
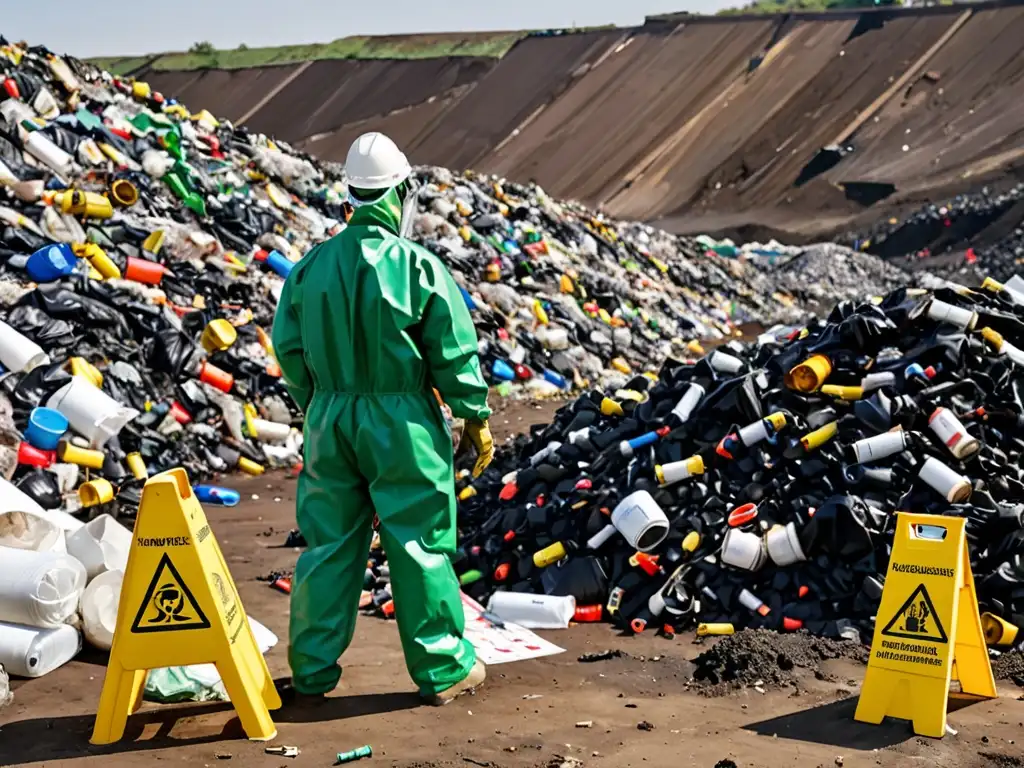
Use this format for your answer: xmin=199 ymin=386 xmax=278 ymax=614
xmin=289 ymin=396 xmax=374 ymax=695
xmin=356 ymin=393 xmax=476 ymax=697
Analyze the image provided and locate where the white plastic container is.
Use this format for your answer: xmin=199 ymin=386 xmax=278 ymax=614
xmin=0 ymin=547 xmax=87 ymax=628
xmin=251 ymin=418 xmax=290 ymax=444
xmin=671 ymin=382 xmax=705 ymax=423
xmin=918 ymin=457 xmax=972 ymax=503
xmin=0 ymin=510 xmax=67 ymax=553
xmin=766 ymin=523 xmax=807 ymax=567
xmin=850 ymin=429 xmax=907 ymax=464
xmin=926 ymin=299 xmax=977 ymax=331
xmin=708 ymin=350 xmax=744 ymax=374
xmin=23 ymin=131 xmax=75 ymax=176
xmin=610 ymin=490 xmax=670 ymax=552
xmin=66 ymin=514 xmax=132 ymax=581
xmin=80 ymin=569 xmax=123 ymax=651
xmin=487 ymin=592 xmax=576 ymax=629
xmin=0 ymin=621 xmax=81 ymax=677
xmin=536 ymin=325 xmax=569 ymax=351
xmin=655 ymin=455 xmax=704 ymax=487
xmin=0 ymin=320 xmax=49 ymax=373
xmin=47 ymin=376 xmax=139 ymax=447
xmin=720 ymin=528 xmax=767 ymax=571
xmin=928 ymin=407 xmax=980 ymax=460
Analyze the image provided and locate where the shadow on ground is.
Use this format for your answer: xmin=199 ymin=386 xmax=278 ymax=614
xmin=742 ymin=695 xmax=988 ymax=750
xmin=0 ymin=692 xmax=420 ymax=765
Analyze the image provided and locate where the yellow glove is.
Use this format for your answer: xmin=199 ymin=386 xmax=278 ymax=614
xmin=463 ymin=418 xmax=494 ymax=478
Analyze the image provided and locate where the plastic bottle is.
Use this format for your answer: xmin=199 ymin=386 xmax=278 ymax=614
xmin=23 ymin=130 xmax=74 ymax=175
xmin=195 ymin=485 xmax=241 ymax=507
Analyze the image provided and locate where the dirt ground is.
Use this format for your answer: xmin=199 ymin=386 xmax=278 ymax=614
xmin=1 ymin=399 xmax=1023 ymax=768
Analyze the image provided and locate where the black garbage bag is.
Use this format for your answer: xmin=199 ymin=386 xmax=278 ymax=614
xmin=144 ymin=328 xmax=201 ymax=378
xmin=15 ymin=468 xmax=62 ymax=510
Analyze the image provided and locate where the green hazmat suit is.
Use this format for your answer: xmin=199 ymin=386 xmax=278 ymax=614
xmin=271 ymin=188 xmax=491 ymax=697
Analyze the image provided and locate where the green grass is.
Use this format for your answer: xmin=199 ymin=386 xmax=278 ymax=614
xmin=88 ymin=56 xmax=159 ymax=75
xmin=90 ymin=32 xmax=530 ymax=74
xmin=715 ymin=0 xmax=900 ymax=14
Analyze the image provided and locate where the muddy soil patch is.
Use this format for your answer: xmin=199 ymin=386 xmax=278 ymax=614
xmin=690 ymin=629 xmax=868 ymax=696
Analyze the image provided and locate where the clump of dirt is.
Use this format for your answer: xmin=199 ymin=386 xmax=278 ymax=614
xmin=689 ymin=629 xmax=868 ymax=696
xmin=979 ymin=752 xmax=1024 ymax=767
xmin=993 ymin=650 xmax=1024 ymax=687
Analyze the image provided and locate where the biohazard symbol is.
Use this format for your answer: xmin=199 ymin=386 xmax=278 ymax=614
xmin=130 ymin=553 xmax=210 ymax=634
xmin=880 ymin=583 xmax=948 ymax=644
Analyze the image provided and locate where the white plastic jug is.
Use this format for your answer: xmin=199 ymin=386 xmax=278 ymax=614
xmin=66 ymin=514 xmax=132 ymax=581
xmin=0 ymin=320 xmax=49 ymax=373
xmin=487 ymin=592 xmax=576 ymax=629
xmin=47 ymin=377 xmax=139 ymax=447
xmin=0 ymin=547 xmax=87 ymax=627
xmin=80 ymin=569 xmax=123 ymax=651
xmin=0 ymin=621 xmax=81 ymax=677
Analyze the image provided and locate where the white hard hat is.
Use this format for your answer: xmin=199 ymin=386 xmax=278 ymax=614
xmin=344 ymin=132 xmax=412 ymax=191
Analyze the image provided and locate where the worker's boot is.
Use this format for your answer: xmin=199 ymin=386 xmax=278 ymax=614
xmin=274 ymin=677 xmax=327 ymax=707
xmin=426 ymin=660 xmax=486 ymax=706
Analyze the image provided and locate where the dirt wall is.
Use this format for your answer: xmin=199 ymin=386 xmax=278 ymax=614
xmin=140 ymin=6 xmax=1024 ymax=236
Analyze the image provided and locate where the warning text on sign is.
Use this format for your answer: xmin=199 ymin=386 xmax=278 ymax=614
xmin=890 ymin=563 xmax=954 ymax=578
xmin=875 ymin=639 xmax=943 ymax=666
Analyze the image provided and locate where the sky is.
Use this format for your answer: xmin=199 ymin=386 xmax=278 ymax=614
xmin=5 ymin=0 xmax=734 ymax=59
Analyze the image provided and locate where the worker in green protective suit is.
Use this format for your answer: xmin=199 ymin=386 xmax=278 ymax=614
xmin=272 ymin=132 xmax=494 ymax=705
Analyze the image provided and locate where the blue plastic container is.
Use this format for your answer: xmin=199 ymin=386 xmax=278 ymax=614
xmin=542 ymin=369 xmax=569 ymax=390
xmin=491 ymin=359 xmax=516 ymax=382
xmin=195 ymin=485 xmax=241 ymax=507
xmin=26 ymin=244 xmax=76 ymax=283
xmin=266 ymin=250 xmax=294 ymax=278
xmin=459 ymin=286 xmax=477 ymax=311
xmin=25 ymin=407 xmax=69 ymax=451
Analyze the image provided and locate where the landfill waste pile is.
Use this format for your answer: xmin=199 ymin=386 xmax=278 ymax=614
xmin=846 ymin=183 xmax=1024 ymax=283
xmin=0 ymin=39 xmax=918 ymax=684
xmin=435 ymin=283 xmax=1024 ymax=654
xmin=0 ymin=37 xmax=928 ymax=530
xmin=748 ymin=243 xmax=917 ymax=312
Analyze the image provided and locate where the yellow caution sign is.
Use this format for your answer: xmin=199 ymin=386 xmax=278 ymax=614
xmin=855 ymin=513 xmax=995 ymax=737
xmin=91 ymin=468 xmax=280 ymax=745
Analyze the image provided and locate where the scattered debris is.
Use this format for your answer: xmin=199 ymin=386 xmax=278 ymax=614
xmin=578 ymin=650 xmax=625 ymax=663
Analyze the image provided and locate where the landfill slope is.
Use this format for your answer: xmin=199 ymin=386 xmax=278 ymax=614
xmin=239 ymin=57 xmax=495 ymax=144
xmin=822 ymin=8 xmax=1024 ymax=196
xmin=132 ymin=64 xmax=306 ymax=125
xmin=133 ymin=5 xmax=1024 ymax=235
xmin=296 ymin=92 xmax=468 ymax=163
xmin=406 ymin=30 xmax=625 ymax=171
xmin=600 ymin=17 xmax=857 ymax=220
xmin=479 ymin=22 xmax=779 ymax=204
xmin=642 ymin=14 xmax=961 ymax=228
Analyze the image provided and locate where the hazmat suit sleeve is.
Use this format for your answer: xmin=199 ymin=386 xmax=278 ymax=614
xmin=272 ymin=265 xmax=314 ymax=413
xmin=411 ymin=246 xmax=491 ymax=421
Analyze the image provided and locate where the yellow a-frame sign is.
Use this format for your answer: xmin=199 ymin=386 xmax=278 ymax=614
xmin=855 ymin=513 xmax=996 ymax=737
xmin=91 ymin=468 xmax=281 ymax=744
